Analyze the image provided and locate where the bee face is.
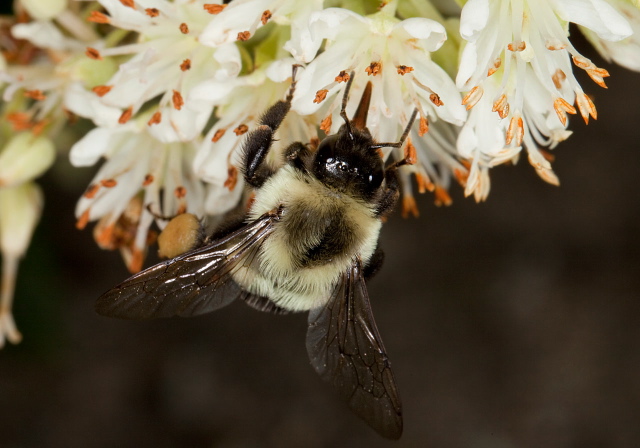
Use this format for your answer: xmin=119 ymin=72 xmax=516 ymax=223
xmin=312 ymin=132 xmax=385 ymax=200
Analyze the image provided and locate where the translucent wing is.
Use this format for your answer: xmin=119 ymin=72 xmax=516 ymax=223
xmin=306 ymin=258 xmax=402 ymax=439
xmin=96 ymin=211 xmax=279 ymax=320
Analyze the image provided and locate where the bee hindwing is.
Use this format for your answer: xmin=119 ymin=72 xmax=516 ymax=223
xmin=96 ymin=211 xmax=279 ymax=320
xmin=306 ymin=258 xmax=403 ymax=440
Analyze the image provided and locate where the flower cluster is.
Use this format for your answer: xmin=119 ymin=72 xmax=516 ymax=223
xmin=0 ymin=0 xmax=638 ymax=346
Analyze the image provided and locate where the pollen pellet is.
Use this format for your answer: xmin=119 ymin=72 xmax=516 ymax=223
xmin=204 ymin=4 xmax=226 ymax=14
xmin=145 ymin=8 xmax=159 ymax=17
xmin=212 ymin=129 xmax=226 ymax=142
xmin=314 ymin=89 xmax=328 ymax=103
xmin=174 ymin=186 xmax=187 ymax=198
xmin=157 ymin=213 xmax=201 ymax=259
xmin=234 ymin=124 xmax=248 ymax=136
xmin=237 ymin=31 xmax=251 ymax=41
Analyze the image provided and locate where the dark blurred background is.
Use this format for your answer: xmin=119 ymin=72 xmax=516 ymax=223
xmin=2 ymin=25 xmax=640 ymax=448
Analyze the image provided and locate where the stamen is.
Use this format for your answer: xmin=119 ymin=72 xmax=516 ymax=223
xmin=462 ymin=86 xmax=483 ymax=110
xmin=174 ymin=186 xmax=187 ymax=198
xmin=145 ymin=8 xmax=159 ymax=17
xmin=418 ymin=116 xmax=429 ymax=136
xmin=553 ymin=97 xmax=576 ymax=126
xmin=454 ymin=167 xmax=469 ymax=186
xmin=237 ymin=31 xmax=251 ymax=41
xmin=179 ymin=23 xmax=189 ymax=34
xmin=487 ymin=58 xmax=501 ymax=77
xmin=119 ymin=0 xmax=135 ymax=8
xmin=414 ymin=172 xmax=435 ymax=193
xmin=83 ymin=184 xmax=100 ymax=199
xmin=76 ymin=209 xmax=91 ymax=230
xmin=143 ymin=174 xmax=154 ymax=186
xmin=92 ymin=85 xmax=113 ymax=97
xmin=334 ymin=71 xmax=350 ymax=83
xmin=506 ymin=115 xmax=524 ymax=146
xmin=314 ymin=89 xmax=328 ymax=103
xmin=212 ymin=129 xmax=226 ymax=142
xmin=397 ymin=65 xmax=414 ymax=75
xmin=434 ymin=186 xmax=452 ymax=207
xmin=261 ymin=10 xmax=272 ymax=25
xmin=224 ymin=166 xmax=238 ymax=191
xmin=402 ymin=195 xmax=419 ymax=218
xmin=572 ymin=56 xmax=610 ymax=88
xmin=492 ymin=94 xmax=509 ymax=119
xmin=24 ymin=89 xmax=45 ymax=100
xmin=507 ymin=41 xmax=526 ymax=52
xmin=172 ymin=90 xmax=184 ymax=110
xmin=118 ymin=106 xmax=133 ymax=124
xmin=552 ymin=69 xmax=566 ymax=89
xmin=365 ymin=61 xmax=381 ymax=76
xmin=429 ymin=93 xmax=443 ymax=107
xmin=101 ymin=179 xmax=117 ymax=188
xmin=320 ymin=115 xmax=332 ymax=133
xmin=147 ymin=111 xmax=162 ymax=126
xmin=204 ymin=4 xmax=226 ymax=14
xmin=88 ymin=11 xmax=110 ymax=24
xmin=234 ymin=124 xmax=248 ymax=135
xmin=575 ymin=91 xmax=597 ymax=124
xmin=404 ymin=138 xmax=417 ymax=165
xmin=180 ymin=59 xmax=191 ymax=71
xmin=128 ymin=248 xmax=144 ymax=274
xmin=85 ymin=47 xmax=102 ymax=60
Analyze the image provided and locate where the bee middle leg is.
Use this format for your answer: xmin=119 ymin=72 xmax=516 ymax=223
xmin=242 ymin=66 xmax=301 ymax=188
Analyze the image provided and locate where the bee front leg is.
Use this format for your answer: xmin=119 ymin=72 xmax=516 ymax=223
xmin=242 ymin=66 xmax=301 ymax=188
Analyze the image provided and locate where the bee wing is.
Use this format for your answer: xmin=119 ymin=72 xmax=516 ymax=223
xmin=306 ymin=258 xmax=402 ymax=439
xmin=96 ymin=212 xmax=278 ymax=320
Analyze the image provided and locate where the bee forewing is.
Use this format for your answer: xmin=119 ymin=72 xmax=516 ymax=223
xmin=96 ymin=212 xmax=279 ymax=320
xmin=306 ymin=258 xmax=403 ymax=440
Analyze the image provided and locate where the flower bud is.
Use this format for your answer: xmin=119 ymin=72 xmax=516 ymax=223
xmin=0 ymin=132 xmax=55 ymax=188
xmin=0 ymin=182 xmax=43 ymax=258
xmin=20 ymin=0 xmax=68 ymax=20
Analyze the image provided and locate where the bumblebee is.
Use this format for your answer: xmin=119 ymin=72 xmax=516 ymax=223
xmin=97 ymin=68 xmax=417 ymax=439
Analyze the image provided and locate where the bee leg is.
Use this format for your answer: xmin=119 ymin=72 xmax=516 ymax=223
xmin=284 ymin=142 xmax=312 ymax=172
xmin=242 ymin=66 xmax=301 ymax=188
xmin=363 ymin=245 xmax=385 ymax=280
xmin=375 ymin=166 xmax=401 ymax=217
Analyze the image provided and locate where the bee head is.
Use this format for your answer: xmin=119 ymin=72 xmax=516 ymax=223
xmin=312 ymin=132 xmax=384 ymax=200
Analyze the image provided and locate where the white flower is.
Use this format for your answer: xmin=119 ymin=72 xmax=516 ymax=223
xmin=456 ymin=0 xmax=632 ymax=197
xmin=192 ymin=60 xmax=315 ymax=213
xmin=291 ymin=7 xmax=465 ymax=151
xmin=580 ymin=0 xmax=640 ymax=72
xmin=86 ymin=0 xmax=241 ymax=141
xmin=70 ymin=117 xmax=206 ymax=272
xmin=199 ymin=0 xmax=324 ymax=62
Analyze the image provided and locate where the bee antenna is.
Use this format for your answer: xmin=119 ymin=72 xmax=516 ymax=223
xmin=339 ymin=71 xmax=356 ymax=139
xmin=369 ymin=108 xmax=419 ymax=150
